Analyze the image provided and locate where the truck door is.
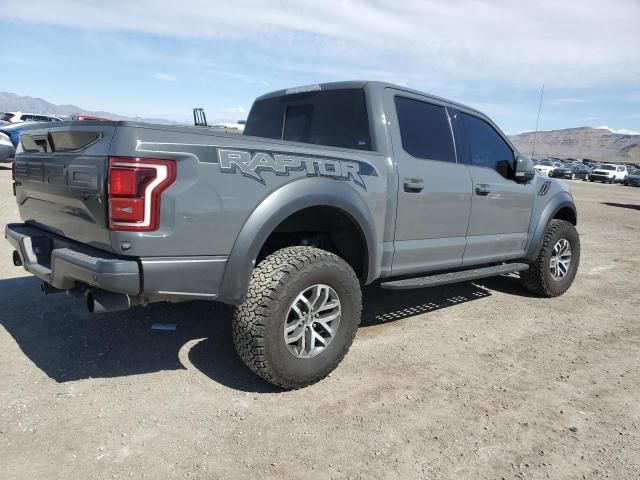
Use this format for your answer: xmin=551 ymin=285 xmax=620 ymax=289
xmin=384 ymin=89 xmax=472 ymax=276
xmin=453 ymin=111 xmax=534 ymax=265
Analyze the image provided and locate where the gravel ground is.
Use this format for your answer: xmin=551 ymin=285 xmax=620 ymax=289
xmin=0 ymin=166 xmax=638 ymax=479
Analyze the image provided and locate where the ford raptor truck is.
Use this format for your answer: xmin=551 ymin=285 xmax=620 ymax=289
xmin=5 ymin=81 xmax=579 ymax=389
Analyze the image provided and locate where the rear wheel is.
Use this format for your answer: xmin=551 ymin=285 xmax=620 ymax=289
xmin=521 ymin=220 xmax=580 ymax=297
xmin=232 ymin=246 xmax=362 ymax=389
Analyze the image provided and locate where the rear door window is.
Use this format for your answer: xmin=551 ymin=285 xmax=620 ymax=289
xmin=394 ymin=96 xmax=456 ymax=163
xmin=244 ymin=88 xmax=372 ymax=151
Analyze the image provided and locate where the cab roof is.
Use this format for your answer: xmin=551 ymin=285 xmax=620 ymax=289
xmin=254 ymin=80 xmax=484 ymax=116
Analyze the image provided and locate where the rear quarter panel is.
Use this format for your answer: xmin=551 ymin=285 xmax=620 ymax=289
xmin=108 ymin=125 xmax=390 ymax=259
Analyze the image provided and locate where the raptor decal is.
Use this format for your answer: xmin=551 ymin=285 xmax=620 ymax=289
xmin=217 ymin=149 xmax=371 ymax=189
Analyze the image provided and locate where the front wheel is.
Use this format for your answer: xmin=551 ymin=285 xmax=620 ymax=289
xmin=520 ymin=219 xmax=580 ymax=297
xmin=233 ymin=246 xmax=362 ymax=389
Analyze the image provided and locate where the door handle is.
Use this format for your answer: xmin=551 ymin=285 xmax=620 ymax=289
xmin=403 ymin=178 xmax=424 ymax=193
xmin=475 ymin=184 xmax=491 ymax=196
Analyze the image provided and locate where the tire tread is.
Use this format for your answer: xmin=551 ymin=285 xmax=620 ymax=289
xmin=232 ymin=246 xmax=361 ymax=389
xmin=521 ymin=219 xmax=579 ymax=297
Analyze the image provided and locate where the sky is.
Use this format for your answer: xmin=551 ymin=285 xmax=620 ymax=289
xmin=2 ymin=0 xmax=640 ymax=134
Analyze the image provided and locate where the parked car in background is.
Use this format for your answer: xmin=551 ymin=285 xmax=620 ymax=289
xmin=0 ymin=131 xmax=15 ymax=162
xmin=589 ymin=164 xmax=628 ymax=183
xmin=535 ymin=160 xmax=563 ymax=176
xmin=623 ymin=168 xmax=640 ymax=187
xmin=1 ymin=112 xmax=63 ymax=123
xmin=0 ymin=122 xmax=40 ymax=148
xmin=68 ymin=114 xmax=110 ymax=121
xmin=549 ymin=163 xmax=590 ymax=180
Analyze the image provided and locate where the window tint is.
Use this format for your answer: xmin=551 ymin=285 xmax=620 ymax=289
xmin=461 ymin=113 xmax=514 ymax=178
xmin=244 ymin=88 xmax=372 ymax=151
xmin=394 ymin=96 xmax=456 ymax=163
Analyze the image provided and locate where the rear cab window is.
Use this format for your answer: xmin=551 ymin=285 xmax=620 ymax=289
xmin=244 ymin=88 xmax=372 ymax=151
xmin=394 ymin=96 xmax=456 ymax=163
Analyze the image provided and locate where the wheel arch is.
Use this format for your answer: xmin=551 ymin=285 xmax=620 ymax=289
xmin=218 ymin=178 xmax=379 ymax=305
xmin=525 ymin=191 xmax=577 ymax=262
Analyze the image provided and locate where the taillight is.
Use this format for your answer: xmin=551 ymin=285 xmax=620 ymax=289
xmin=108 ymin=157 xmax=176 ymax=231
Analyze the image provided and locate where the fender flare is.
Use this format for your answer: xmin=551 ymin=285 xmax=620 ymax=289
xmin=525 ymin=191 xmax=577 ymax=262
xmin=218 ymin=177 xmax=379 ymax=305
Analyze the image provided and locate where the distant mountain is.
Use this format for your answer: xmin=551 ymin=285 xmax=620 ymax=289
xmin=0 ymin=92 xmax=179 ymax=125
xmin=508 ymin=127 xmax=640 ymax=163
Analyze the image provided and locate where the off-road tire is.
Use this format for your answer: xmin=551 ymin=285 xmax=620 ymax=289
xmin=232 ymin=246 xmax=362 ymax=389
xmin=520 ymin=219 xmax=580 ymax=297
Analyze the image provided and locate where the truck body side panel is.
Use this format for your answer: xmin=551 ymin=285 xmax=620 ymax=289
xmin=107 ymin=125 xmax=389 ymax=260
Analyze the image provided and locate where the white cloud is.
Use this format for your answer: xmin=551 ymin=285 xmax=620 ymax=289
xmin=595 ymin=125 xmax=640 ymax=135
xmin=547 ymin=97 xmax=589 ymax=106
xmin=223 ymin=106 xmax=246 ymax=115
xmin=152 ymin=72 xmax=176 ymax=82
xmin=4 ymin=0 xmax=640 ymax=89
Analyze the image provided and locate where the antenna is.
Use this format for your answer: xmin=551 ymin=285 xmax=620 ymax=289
xmin=531 ymin=84 xmax=545 ymax=157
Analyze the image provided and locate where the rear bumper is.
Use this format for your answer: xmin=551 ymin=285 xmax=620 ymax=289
xmin=5 ymin=223 xmax=228 ymax=301
xmin=590 ymin=174 xmax=613 ymax=181
xmin=6 ymin=223 xmax=140 ymax=294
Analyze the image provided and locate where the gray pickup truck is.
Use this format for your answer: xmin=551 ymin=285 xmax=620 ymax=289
xmin=6 ymin=81 xmax=579 ymax=389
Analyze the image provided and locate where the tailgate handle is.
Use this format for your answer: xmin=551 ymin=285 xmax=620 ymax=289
xmin=33 ymin=137 xmax=50 ymax=153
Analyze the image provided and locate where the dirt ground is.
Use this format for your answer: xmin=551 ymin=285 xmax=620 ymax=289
xmin=0 ymin=165 xmax=638 ymax=479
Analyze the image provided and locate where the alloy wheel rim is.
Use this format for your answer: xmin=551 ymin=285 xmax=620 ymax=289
xmin=550 ymin=239 xmax=572 ymax=280
xmin=284 ymin=284 xmax=341 ymax=359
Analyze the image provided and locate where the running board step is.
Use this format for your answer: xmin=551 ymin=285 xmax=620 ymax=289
xmin=380 ymin=263 xmax=529 ymax=290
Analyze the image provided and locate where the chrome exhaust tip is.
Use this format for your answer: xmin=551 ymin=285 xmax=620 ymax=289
xmin=87 ymin=289 xmax=137 ymax=314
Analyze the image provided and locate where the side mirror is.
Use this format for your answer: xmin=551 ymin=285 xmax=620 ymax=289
xmin=514 ymin=155 xmax=536 ymax=182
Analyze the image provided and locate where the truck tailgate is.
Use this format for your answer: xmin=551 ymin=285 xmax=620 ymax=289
xmin=14 ymin=123 xmax=116 ymax=251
